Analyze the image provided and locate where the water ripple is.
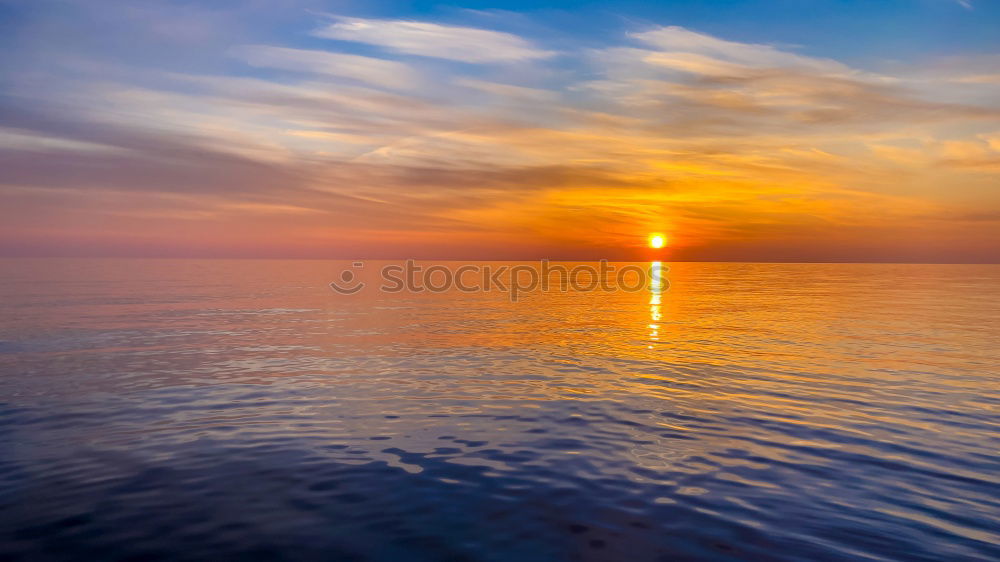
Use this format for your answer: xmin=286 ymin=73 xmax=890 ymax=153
xmin=0 ymin=260 xmax=998 ymax=561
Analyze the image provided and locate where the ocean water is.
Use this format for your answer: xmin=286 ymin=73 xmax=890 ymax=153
xmin=0 ymin=259 xmax=998 ymax=561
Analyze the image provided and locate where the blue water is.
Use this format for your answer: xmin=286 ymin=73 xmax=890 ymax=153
xmin=1 ymin=259 xmax=998 ymax=561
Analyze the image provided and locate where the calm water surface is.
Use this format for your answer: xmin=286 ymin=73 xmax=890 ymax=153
xmin=0 ymin=259 xmax=998 ymax=561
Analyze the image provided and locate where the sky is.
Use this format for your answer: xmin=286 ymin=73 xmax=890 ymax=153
xmin=1 ymin=0 xmax=998 ymax=262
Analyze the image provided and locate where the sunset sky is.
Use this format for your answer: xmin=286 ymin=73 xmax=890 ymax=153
xmin=1 ymin=0 xmax=998 ymax=262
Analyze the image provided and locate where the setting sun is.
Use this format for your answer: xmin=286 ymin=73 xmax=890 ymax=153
xmin=649 ymin=234 xmax=666 ymax=249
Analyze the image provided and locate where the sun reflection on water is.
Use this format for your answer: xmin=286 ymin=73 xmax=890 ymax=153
xmin=649 ymin=261 xmax=663 ymax=348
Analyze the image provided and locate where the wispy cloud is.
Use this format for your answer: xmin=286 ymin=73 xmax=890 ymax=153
xmin=312 ymin=15 xmax=556 ymax=63
xmin=631 ymin=26 xmax=852 ymax=76
xmin=233 ymin=45 xmax=420 ymax=90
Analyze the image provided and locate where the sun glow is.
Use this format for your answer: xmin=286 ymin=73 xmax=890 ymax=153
xmin=649 ymin=234 xmax=666 ymax=249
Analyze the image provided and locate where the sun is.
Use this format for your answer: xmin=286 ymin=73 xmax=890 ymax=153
xmin=648 ymin=233 xmax=666 ymax=249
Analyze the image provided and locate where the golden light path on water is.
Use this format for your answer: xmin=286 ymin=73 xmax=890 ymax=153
xmin=649 ymin=261 xmax=663 ymax=349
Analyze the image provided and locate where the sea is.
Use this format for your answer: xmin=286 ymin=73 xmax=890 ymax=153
xmin=0 ymin=259 xmax=997 ymax=561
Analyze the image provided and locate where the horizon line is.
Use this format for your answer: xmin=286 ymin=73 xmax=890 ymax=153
xmin=1 ymin=256 xmax=997 ymax=265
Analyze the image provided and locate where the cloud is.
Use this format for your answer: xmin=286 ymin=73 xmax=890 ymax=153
xmin=0 ymin=100 xmax=303 ymax=197
xmin=312 ymin=15 xmax=555 ymax=63
xmin=455 ymin=78 xmax=558 ymax=102
xmin=233 ymin=45 xmax=420 ymax=90
xmin=631 ymin=26 xmax=852 ymax=76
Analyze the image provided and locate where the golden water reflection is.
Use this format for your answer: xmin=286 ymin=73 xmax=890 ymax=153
xmin=649 ymin=261 xmax=663 ymax=349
